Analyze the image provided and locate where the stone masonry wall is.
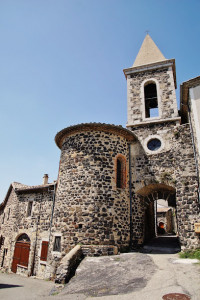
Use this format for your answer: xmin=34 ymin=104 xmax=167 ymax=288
xmin=130 ymin=122 xmax=200 ymax=249
xmin=48 ymin=129 xmax=132 ymax=270
xmin=0 ymin=187 xmax=54 ymax=277
xmin=16 ymin=190 xmax=54 ymax=276
xmin=0 ymin=188 xmax=19 ymax=271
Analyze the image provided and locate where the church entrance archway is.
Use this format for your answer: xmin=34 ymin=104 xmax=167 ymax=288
xmin=11 ymin=233 xmax=30 ymax=273
xmin=137 ymin=184 xmax=177 ymax=243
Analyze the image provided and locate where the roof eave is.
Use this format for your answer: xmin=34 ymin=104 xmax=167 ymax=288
xmin=15 ymin=183 xmax=56 ymax=194
xmin=123 ymin=59 xmax=177 ymax=88
xmin=55 ymin=123 xmax=137 ymax=149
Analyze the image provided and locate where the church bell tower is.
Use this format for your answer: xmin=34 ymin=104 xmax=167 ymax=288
xmin=124 ymin=34 xmax=180 ymax=129
xmin=123 ymin=34 xmax=180 ymax=154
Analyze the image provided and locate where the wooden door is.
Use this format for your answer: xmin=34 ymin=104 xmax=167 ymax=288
xmin=11 ymin=242 xmax=30 ymax=273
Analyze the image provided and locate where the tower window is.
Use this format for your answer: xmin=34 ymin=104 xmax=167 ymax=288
xmin=116 ymin=155 xmax=126 ymax=189
xmin=144 ymin=83 xmax=159 ymax=118
xmin=147 ymin=138 xmax=161 ymax=151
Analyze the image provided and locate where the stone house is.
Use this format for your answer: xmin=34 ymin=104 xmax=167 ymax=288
xmin=0 ymin=34 xmax=199 ymax=279
xmin=180 ymin=76 xmax=200 ymax=181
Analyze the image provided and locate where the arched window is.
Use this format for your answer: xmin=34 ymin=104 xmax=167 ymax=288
xmin=144 ymin=82 xmax=159 ymax=118
xmin=116 ymin=155 xmax=126 ymax=189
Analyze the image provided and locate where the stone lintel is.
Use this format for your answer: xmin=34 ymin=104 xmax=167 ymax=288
xmin=126 ymin=117 xmax=181 ymax=128
xmin=123 ymin=59 xmax=177 ymax=88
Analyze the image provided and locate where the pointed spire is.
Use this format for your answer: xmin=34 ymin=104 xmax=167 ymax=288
xmin=133 ymin=34 xmax=166 ymax=67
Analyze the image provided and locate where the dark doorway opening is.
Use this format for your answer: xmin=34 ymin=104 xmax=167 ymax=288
xmin=137 ymin=184 xmax=179 ymax=253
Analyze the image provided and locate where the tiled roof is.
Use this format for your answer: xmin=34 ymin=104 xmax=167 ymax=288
xmin=133 ymin=34 xmax=166 ymax=67
xmin=15 ymin=182 xmax=57 ymax=193
xmin=12 ymin=182 xmax=30 ymax=189
xmin=0 ymin=181 xmax=57 ymax=210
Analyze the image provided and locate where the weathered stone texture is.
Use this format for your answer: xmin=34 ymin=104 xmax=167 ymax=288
xmin=130 ymin=122 xmax=200 ymax=249
xmin=127 ymin=67 xmax=178 ymax=125
xmin=49 ymin=130 xmax=131 ymax=262
xmin=0 ymin=186 xmax=54 ymax=277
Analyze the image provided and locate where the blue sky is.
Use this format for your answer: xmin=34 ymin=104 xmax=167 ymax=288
xmin=0 ymin=0 xmax=200 ymax=202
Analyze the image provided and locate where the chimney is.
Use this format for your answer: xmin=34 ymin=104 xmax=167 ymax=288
xmin=43 ymin=174 xmax=48 ymax=185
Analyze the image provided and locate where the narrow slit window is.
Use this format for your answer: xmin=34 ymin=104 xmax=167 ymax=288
xmin=7 ymin=208 xmax=10 ymax=220
xmin=116 ymin=156 xmax=126 ymax=189
xmin=117 ymin=159 xmax=122 ymax=188
xmin=2 ymin=213 xmax=5 ymax=224
xmin=144 ymin=83 xmax=159 ymax=118
xmin=53 ymin=236 xmax=61 ymax=252
xmin=27 ymin=201 xmax=33 ymax=217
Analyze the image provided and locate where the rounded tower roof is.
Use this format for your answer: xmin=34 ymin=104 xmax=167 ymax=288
xmin=55 ymin=123 xmax=137 ymax=149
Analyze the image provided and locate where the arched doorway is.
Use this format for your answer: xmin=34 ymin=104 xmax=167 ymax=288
xmin=136 ymin=184 xmax=177 ymax=243
xmin=11 ymin=234 xmax=30 ymax=273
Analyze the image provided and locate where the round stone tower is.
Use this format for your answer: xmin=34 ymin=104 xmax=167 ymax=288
xmin=51 ymin=123 xmax=136 ymax=255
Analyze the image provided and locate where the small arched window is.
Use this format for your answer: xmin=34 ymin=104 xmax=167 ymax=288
xmin=144 ymin=82 xmax=159 ymax=118
xmin=116 ymin=155 xmax=126 ymax=189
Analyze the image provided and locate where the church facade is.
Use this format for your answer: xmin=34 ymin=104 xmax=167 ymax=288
xmin=0 ymin=35 xmax=199 ymax=279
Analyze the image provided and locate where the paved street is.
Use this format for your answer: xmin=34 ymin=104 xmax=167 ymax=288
xmin=0 ymin=272 xmax=55 ymax=300
xmin=0 ymin=252 xmax=199 ymax=300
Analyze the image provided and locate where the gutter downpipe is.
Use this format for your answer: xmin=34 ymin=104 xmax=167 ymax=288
xmin=128 ymin=143 xmax=133 ymax=250
xmin=31 ymin=201 xmax=41 ymax=276
xmin=48 ymin=182 xmax=57 ymax=246
xmin=45 ymin=182 xmax=57 ymax=277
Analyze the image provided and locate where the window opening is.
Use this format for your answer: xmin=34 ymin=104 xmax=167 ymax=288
xmin=147 ymin=138 xmax=161 ymax=151
xmin=116 ymin=156 xmax=126 ymax=189
xmin=0 ymin=235 xmax=5 ymax=249
xmin=2 ymin=213 xmax=5 ymax=224
xmin=7 ymin=208 xmax=10 ymax=220
xmin=53 ymin=236 xmax=61 ymax=252
xmin=1 ymin=248 xmax=7 ymax=267
xmin=27 ymin=201 xmax=33 ymax=217
xmin=117 ymin=159 xmax=122 ymax=188
xmin=144 ymin=83 xmax=159 ymax=118
xmin=40 ymin=241 xmax=49 ymax=261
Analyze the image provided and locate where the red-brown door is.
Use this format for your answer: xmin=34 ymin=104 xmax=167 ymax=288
xmin=11 ymin=242 xmax=30 ymax=273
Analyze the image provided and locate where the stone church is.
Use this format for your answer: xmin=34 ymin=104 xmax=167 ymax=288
xmin=0 ymin=34 xmax=200 ymax=280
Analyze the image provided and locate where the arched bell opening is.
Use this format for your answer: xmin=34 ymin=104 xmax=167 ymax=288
xmin=144 ymin=81 xmax=159 ymax=118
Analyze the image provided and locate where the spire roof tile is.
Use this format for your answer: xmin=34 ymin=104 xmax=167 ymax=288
xmin=133 ymin=34 xmax=166 ymax=67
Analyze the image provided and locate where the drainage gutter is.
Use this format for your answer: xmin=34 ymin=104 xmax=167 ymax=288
xmin=128 ymin=143 xmax=133 ymax=249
